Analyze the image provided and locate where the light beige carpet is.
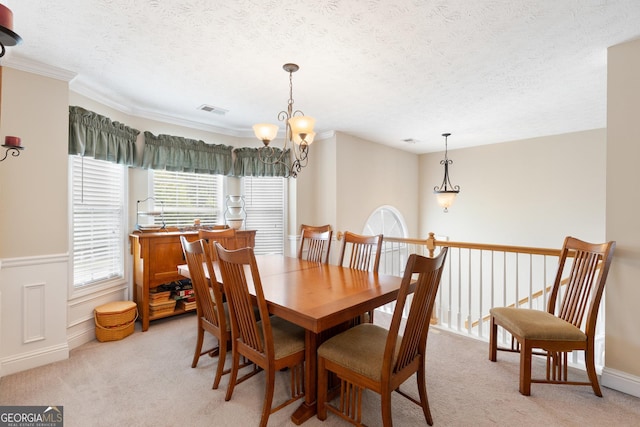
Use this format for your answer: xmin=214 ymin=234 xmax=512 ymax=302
xmin=1 ymin=312 xmax=639 ymax=427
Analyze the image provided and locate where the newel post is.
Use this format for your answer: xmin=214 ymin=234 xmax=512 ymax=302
xmin=426 ymin=232 xmax=436 ymax=258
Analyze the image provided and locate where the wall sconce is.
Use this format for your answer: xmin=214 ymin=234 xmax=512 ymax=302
xmin=433 ymin=133 xmax=460 ymax=212
xmin=1 ymin=5 xmax=24 ymax=162
xmin=253 ymin=63 xmax=316 ymax=178
xmin=0 ymin=4 xmax=22 ymax=58
xmin=1 ymin=136 xmax=24 ymax=162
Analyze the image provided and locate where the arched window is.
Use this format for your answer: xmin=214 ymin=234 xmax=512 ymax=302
xmin=363 ymin=205 xmax=407 ymax=238
xmin=363 ymin=206 xmax=409 ymax=315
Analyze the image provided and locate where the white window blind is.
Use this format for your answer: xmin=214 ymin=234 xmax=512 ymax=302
xmin=71 ymin=155 xmax=125 ymax=287
xmin=152 ymin=170 xmax=222 ymax=227
xmin=243 ymin=177 xmax=285 ymax=255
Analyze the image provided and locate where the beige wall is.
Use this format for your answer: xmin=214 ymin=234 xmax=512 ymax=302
xmin=604 ymin=37 xmax=640 ymax=390
xmin=1 ymin=67 xmax=69 ymax=257
xmin=294 ymin=133 xmax=337 ymax=231
xmin=335 ymin=132 xmax=419 ymax=236
xmin=419 ymin=129 xmax=607 ymax=248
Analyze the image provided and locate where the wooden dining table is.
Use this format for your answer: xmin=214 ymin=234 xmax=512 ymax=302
xmin=178 ymin=254 xmax=407 ymax=425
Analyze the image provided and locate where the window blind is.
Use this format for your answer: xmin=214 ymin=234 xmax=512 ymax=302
xmin=71 ymin=155 xmax=125 ymax=287
xmin=243 ymin=177 xmax=285 ymax=254
xmin=152 ymin=170 xmax=222 ymax=227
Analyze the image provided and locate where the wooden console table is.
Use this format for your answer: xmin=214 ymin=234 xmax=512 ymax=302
xmin=129 ymin=229 xmax=256 ymax=331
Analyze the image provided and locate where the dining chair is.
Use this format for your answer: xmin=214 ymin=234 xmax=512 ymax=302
xmin=338 ymin=231 xmax=383 ymax=322
xmin=317 ymin=248 xmax=449 ymax=426
xmin=298 ymin=225 xmax=333 ymax=263
xmin=215 ymin=243 xmax=306 ymax=427
xmin=199 ymin=228 xmax=238 ymax=261
xmin=180 ymin=236 xmax=231 ymax=389
xmin=489 ymin=236 xmax=615 ymax=396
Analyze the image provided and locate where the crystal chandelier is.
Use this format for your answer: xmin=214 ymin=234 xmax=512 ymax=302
xmin=434 ymin=133 xmax=460 ymax=212
xmin=252 ymin=63 xmax=316 ymax=178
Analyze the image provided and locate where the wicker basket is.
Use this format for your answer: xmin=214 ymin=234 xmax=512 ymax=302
xmin=94 ymin=301 xmax=138 ymax=342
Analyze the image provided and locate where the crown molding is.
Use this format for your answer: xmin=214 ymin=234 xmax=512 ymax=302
xmin=2 ymin=54 xmax=335 ymax=141
xmin=1 ymin=54 xmax=76 ymax=82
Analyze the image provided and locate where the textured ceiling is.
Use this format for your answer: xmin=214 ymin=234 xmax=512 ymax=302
xmin=3 ymin=0 xmax=640 ymax=153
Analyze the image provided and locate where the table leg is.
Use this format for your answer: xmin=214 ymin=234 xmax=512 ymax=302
xmin=290 ymin=330 xmax=318 ymax=424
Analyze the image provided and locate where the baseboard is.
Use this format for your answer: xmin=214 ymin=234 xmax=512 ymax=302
xmin=0 ymin=343 xmax=69 ymax=377
xmin=67 ymin=322 xmax=96 ymax=351
xmin=601 ymin=367 xmax=640 ymax=398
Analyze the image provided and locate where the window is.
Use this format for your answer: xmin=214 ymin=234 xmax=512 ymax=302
xmin=71 ymin=155 xmax=126 ymax=288
xmin=363 ymin=205 xmax=407 ymax=238
xmin=243 ymin=177 xmax=286 ymax=254
xmin=151 ymin=170 xmax=223 ymax=227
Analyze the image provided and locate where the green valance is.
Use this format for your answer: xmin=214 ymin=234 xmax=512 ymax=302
xmin=141 ymin=131 xmax=233 ymax=175
xmin=68 ymin=106 xmax=139 ymax=166
xmin=232 ymin=147 xmax=290 ymax=177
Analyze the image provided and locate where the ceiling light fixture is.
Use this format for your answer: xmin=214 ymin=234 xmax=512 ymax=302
xmin=434 ymin=132 xmax=460 ymax=212
xmin=0 ymin=4 xmax=22 ymax=58
xmin=253 ymin=63 xmax=316 ymax=178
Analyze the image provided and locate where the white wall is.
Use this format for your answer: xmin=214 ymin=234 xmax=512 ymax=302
xmin=420 ymin=129 xmax=607 ymax=248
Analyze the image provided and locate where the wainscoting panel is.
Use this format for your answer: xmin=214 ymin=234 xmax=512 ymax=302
xmin=0 ymin=253 xmax=69 ymax=377
xmin=23 ymin=282 xmax=46 ymax=343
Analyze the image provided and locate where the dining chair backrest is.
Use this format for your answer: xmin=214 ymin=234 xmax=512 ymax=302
xmin=547 ymin=236 xmax=615 ymax=336
xmin=338 ymin=231 xmax=383 ymax=273
xmin=300 ymin=223 xmax=332 ymax=234
xmin=386 ymin=249 xmax=448 ymax=376
xmin=298 ymin=228 xmax=333 ymax=263
xmin=214 ymin=243 xmax=273 ymax=360
xmin=180 ymin=236 xmax=225 ymax=331
xmin=199 ymin=228 xmax=237 ymax=261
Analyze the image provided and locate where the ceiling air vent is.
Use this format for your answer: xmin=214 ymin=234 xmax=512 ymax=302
xmin=198 ymin=104 xmax=228 ymax=115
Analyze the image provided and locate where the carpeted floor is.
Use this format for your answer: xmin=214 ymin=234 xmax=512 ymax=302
xmin=1 ymin=312 xmax=639 ymax=427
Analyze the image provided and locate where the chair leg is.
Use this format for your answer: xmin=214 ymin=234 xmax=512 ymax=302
xmin=317 ymin=357 xmax=328 ymax=420
xmin=225 ymin=348 xmax=240 ymax=402
xmin=416 ymin=359 xmax=433 ymax=426
xmin=259 ymin=369 xmax=276 ymax=427
xmin=519 ymin=341 xmax=532 ymax=396
xmin=489 ymin=315 xmax=498 ymax=362
xmin=192 ymin=326 xmax=205 ymax=368
xmin=585 ymin=347 xmax=603 ymax=397
xmin=212 ymin=337 xmax=227 ymax=390
xmin=380 ymin=386 xmax=393 ymax=427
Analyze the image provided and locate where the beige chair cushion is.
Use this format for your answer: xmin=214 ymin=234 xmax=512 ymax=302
xmin=318 ymin=323 xmax=402 ymax=381
xmin=490 ymin=307 xmax=586 ymax=341
xmin=257 ymin=316 xmax=305 ymax=359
